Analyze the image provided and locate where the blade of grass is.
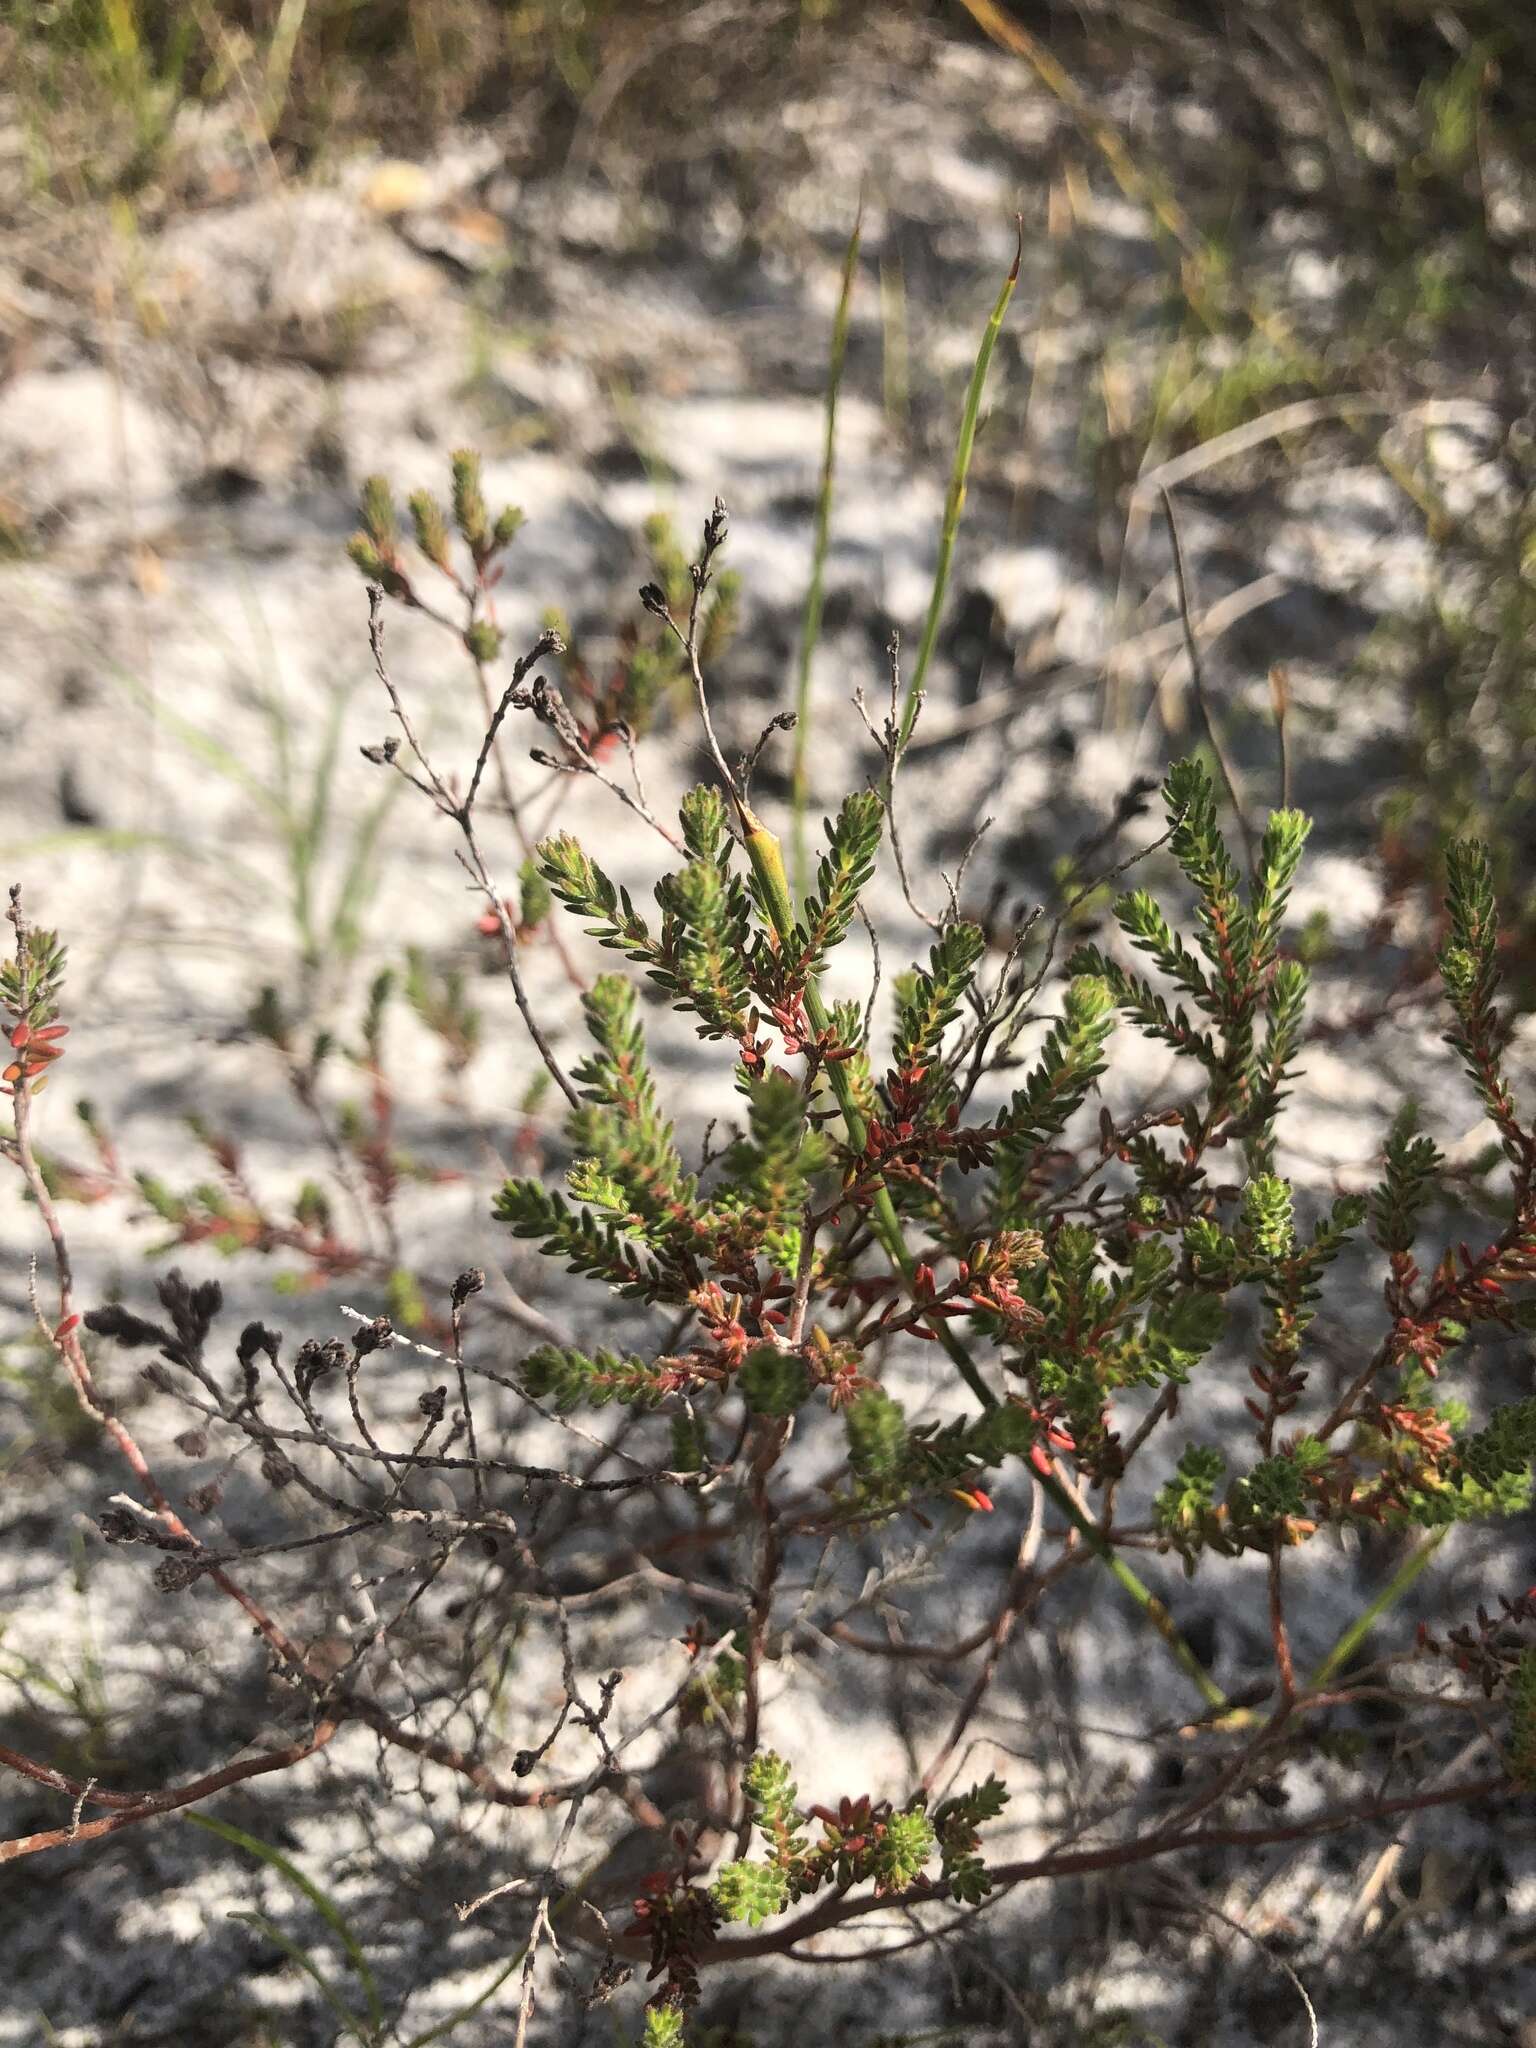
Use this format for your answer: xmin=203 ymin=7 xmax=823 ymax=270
xmin=1269 ymin=664 xmax=1293 ymax=811
xmin=400 ymin=1945 xmax=529 ymax=2048
xmin=234 ymin=573 xmax=300 ymax=839
xmin=324 ymin=761 xmax=407 ymax=977
xmin=791 ymin=195 xmax=863 ymax=902
xmin=1159 ymin=484 xmax=1254 ymax=872
xmin=880 ymin=246 xmax=909 ymax=435
xmin=0 ymin=827 xmax=274 ymax=906
xmin=108 ymin=662 xmax=283 ymax=819
xmin=1309 ymin=1529 xmax=1448 ymax=1691
xmin=98 ymin=564 xmax=407 ymax=998
xmin=101 ymin=0 xmax=144 ymax=70
xmin=67 ymin=1528 xmax=110 ymax=1735
xmin=261 ymin=0 xmax=311 ymax=138
xmin=187 ymin=1811 xmax=384 ymax=2036
xmin=291 ymin=679 xmax=355 ymax=971
xmin=215 ymin=570 xmax=407 ymax=992
xmin=898 ymin=221 xmax=1022 ymax=750
xmin=953 ymin=0 xmax=1204 ymax=266
xmin=1130 ymin=394 xmax=1397 ymax=503
xmin=294 ymin=672 xmax=406 ymax=981
xmin=230 ymin=1909 xmax=370 ymax=2044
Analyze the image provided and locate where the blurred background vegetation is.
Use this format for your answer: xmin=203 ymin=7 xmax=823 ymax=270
xmin=5 ymin=0 xmax=1535 ymax=975
xmin=7 ymin=3 xmax=1535 ymax=203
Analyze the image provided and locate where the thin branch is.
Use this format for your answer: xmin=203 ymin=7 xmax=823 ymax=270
xmin=0 ymin=1722 xmax=341 ymax=1863
xmin=364 ymin=598 xmax=581 ymax=1113
xmin=682 ymin=1769 xmax=1511 ymax=1963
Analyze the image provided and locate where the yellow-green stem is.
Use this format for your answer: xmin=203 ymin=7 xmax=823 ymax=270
xmin=1309 ymin=1529 xmax=1447 ymax=1692
xmin=898 ymin=224 xmax=1021 ymax=752
xmin=791 ymin=200 xmax=863 ymax=902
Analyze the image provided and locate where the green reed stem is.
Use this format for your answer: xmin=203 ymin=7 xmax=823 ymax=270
xmin=1309 ymin=1528 xmax=1448 ymax=1692
xmin=792 ymin=199 xmax=863 ymax=903
xmin=898 ymin=223 xmax=1022 ymax=752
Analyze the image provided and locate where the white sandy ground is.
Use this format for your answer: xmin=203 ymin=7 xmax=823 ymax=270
xmin=2 ymin=30 xmax=1535 ymax=2048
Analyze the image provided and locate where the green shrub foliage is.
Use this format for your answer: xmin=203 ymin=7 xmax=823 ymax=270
xmin=12 ymin=471 xmax=1536 ymax=2047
